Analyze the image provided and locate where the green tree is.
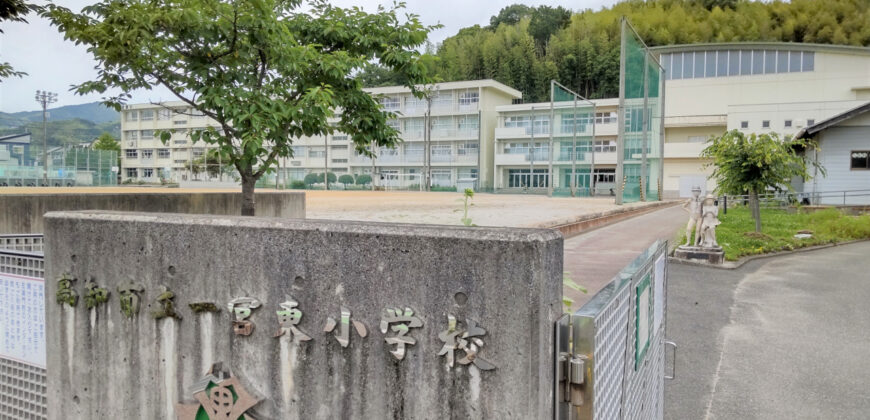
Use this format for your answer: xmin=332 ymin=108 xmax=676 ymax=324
xmin=355 ymin=173 xmax=372 ymax=185
xmin=45 ymin=0 xmax=435 ymax=215
xmin=338 ymin=174 xmax=354 ymax=187
xmin=701 ymin=130 xmax=823 ymax=232
xmin=488 ymin=4 xmax=532 ymax=29
xmin=92 ymin=132 xmax=120 ymax=153
xmin=303 ymin=172 xmax=321 ymax=186
xmin=528 ymin=6 xmax=572 ymax=53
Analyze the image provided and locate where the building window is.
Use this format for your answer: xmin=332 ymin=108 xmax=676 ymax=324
xmin=740 ymin=121 xmax=749 ymax=129
xmin=125 ymin=168 xmax=137 ymax=178
xmin=158 ymin=109 xmax=172 ymax=120
xmin=125 ymin=149 xmax=138 ymax=158
xmin=192 ymin=148 xmax=205 ymax=159
xmin=157 ymin=149 xmax=171 ymax=158
xmin=433 ymin=92 xmax=454 ymax=109
xmin=139 ymin=110 xmax=154 ymax=121
xmin=432 ymin=116 xmax=453 ymax=135
xmin=142 ymin=149 xmax=153 ymax=159
xmin=807 ymin=119 xmax=815 ymax=126
xmin=142 ymin=168 xmax=154 ymax=178
xmin=504 ymin=116 xmax=530 ymax=128
xmin=431 ymin=144 xmax=452 ymax=157
xmin=595 ymin=112 xmax=617 ymax=124
xmin=784 ymin=120 xmax=792 ymax=128
xmin=504 ymin=142 xmax=528 ymax=155
xmin=405 ymin=96 xmax=425 ymax=113
xmin=687 ymin=136 xmax=707 ymax=143
xmin=125 ymin=111 xmax=138 ymax=121
xmin=173 ymin=140 xmax=187 ymax=145
xmin=459 ymin=91 xmax=479 ymax=107
xmin=458 ymin=115 xmax=479 ymax=131
xmin=851 ymin=151 xmax=869 ymax=170
xmin=594 ymin=140 xmax=617 ymax=152
xmin=331 ymin=158 xmax=347 ymax=163
xmin=173 ymin=120 xmax=187 ymax=125
xmin=332 ymin=134 xmax=348 ymax=142
xmin=380 ymin=96 xmax=400 ymax=111
xmin=594 ymin=168 xmax=616 ymax=183
xmin=457 ymin=143 xmax=478 ymax=156
xmin=762 ymin=120 xmax=770 ymax=129
xmin=308 ymin=148 xmax=326 ymax=158
xmin=140 ymin=130 xmax=154 ymax=140
xmin=125 ymin=131 xmax=138 ymax=141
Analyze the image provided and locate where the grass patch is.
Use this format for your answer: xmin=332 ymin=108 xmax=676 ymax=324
xmin=681 ymin=207 xmax=870 ymax=261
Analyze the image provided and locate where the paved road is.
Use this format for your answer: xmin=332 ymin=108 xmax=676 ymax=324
xmin=563 ymin=204 xmax=685 ymax=309
xmin=666 ymin=241 xmax=870 ymax=419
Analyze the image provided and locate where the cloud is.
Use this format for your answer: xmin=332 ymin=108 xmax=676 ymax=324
xmin=0 ymin=0 xmax=616 ymax=113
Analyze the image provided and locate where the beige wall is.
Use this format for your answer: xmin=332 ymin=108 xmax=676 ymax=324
xmin=665 ymin=51 xmax=870 ymax=118
xmin=662 ymin=158 xmax=714 ymax=198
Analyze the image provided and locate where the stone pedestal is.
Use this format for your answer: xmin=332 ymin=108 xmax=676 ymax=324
xmin=674 ymin=245 xmax=725 ymax=265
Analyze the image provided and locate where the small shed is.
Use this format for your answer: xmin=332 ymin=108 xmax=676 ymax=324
xmin=796 ymin=102 xmax=870 ymax=205
xmin=0 ymin=133 xmax=32 ymax=166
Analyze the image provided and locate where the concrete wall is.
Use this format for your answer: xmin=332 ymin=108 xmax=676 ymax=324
xmin=0 ymin=192 xmax=305 ymax=233
xmin=44 ymin=211 xmax=562 ymax=419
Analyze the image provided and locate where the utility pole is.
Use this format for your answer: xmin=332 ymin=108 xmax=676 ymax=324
xmin=422 ymin=85 xmax=439 ymax=192
xmin=35 ymin=90 xmax=58 ymax=185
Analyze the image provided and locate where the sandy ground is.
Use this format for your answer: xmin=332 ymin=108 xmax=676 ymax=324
xmin=0 ymin=186 xmax=651 ymax=228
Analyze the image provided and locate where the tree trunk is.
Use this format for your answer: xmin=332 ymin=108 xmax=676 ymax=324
xmin=241 ymin=175 xmax=256 ymax=216
xmin=750 ymin=190 xmax=762 ymax=233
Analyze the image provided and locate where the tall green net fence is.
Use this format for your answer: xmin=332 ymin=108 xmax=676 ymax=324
xmin=550 ymin=82 xmax=598 ymax=197
xmin=619 ymin=18 xmax=664 ymax=203
xmin=0 ymin=147 xmax=118 ymax=187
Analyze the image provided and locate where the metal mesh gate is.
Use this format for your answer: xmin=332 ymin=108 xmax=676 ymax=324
xmin=556 ymin=239 xmax=671 ymax=420
xmin=0 ymin=238 xmax=47 ymax=420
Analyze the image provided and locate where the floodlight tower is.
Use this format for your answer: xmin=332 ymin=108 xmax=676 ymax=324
xmin=35 ymin=90 xmax=58 ymax=185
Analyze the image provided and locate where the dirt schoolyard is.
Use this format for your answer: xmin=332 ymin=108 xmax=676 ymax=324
xmin=1 ymin=186 xmax=652 ymax=228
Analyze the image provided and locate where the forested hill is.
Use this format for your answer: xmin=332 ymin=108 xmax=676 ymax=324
xmin=362 ymin=0 xmax=870 ymax=103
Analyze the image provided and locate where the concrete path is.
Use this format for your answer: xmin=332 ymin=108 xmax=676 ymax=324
xmin=563 ymin=204 xmax=686 ymax=309
xmin=666 ymin=241 xmax=870 ymax=419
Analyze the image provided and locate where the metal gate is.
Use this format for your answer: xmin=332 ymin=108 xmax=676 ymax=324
xmin=556 ymin=239 xmax=675 ymax=419
xmin=0 ymin=237 xmax=47 ymax=420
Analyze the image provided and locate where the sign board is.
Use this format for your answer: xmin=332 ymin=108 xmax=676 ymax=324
xmin=111 ymin=166 xmax=119 ymax=173
xmin=0 ymin=273 xmax=46 ymax=367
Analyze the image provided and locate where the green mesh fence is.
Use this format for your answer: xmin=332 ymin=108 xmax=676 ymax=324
xmin=618 ymin=18 xmax=665 ymax=203
xmin=0 ymin=147 xmax=118 ymax=187
xmin=549 ymin=81 xmax=597 ymax=198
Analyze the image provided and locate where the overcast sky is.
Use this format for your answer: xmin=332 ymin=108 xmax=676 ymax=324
xmin=0 ymin=0 xmax=618 ymax=113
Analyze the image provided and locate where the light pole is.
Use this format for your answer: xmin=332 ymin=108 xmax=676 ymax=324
xmin=35 ymin=90 xmax=58 ymax=185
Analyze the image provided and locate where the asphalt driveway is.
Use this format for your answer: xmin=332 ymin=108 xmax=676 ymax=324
xmin=665 ymin=241 xmax=870 ymax=419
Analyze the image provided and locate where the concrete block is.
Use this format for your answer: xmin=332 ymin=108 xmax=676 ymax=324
xmin=44 ymin=211 xmax=562 ymax=419
xmin=0 ymin=191 xmax=305 ymax=234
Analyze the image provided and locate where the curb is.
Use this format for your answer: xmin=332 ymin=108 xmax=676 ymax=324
xmin=669 ymin=238 xmax=870 ymax=270
xmin=549 ymin=201 xmax=680 ymax=238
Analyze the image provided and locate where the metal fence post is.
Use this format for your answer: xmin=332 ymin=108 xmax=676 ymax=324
xmin=723 ymin=195 xmax=727 ymax=215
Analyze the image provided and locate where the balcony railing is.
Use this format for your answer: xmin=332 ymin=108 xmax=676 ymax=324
xmin=351 ymin=152 xmax=479 ymax=165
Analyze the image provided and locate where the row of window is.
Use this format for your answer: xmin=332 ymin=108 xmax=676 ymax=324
xmin=125 ymin=149 xmax=204 ymax=159
xmin=379 ymin=90 xmax=480 ymax=112
xmin=738 ymin=119 xmax=815 ymax=130
xmin=661 ymin=50 xmax=815 ymax=81
xmin=505 ymin=168 xmax=617 ymax=188
xmin=503 ymin=140 xmax=617 ymax=154
xmin=125 ymin=108 xmax=205 ymax=122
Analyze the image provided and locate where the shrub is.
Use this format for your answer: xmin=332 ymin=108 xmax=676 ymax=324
xmin=338 ymin=174 xmax=355 ymax=187
xmin=290 ymin=180 xmax=306 ymax=189
xmin=303 ymin=173 xmax=321 ymax=185
xmin=355 ymin=174 xmax=372 ymax=185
